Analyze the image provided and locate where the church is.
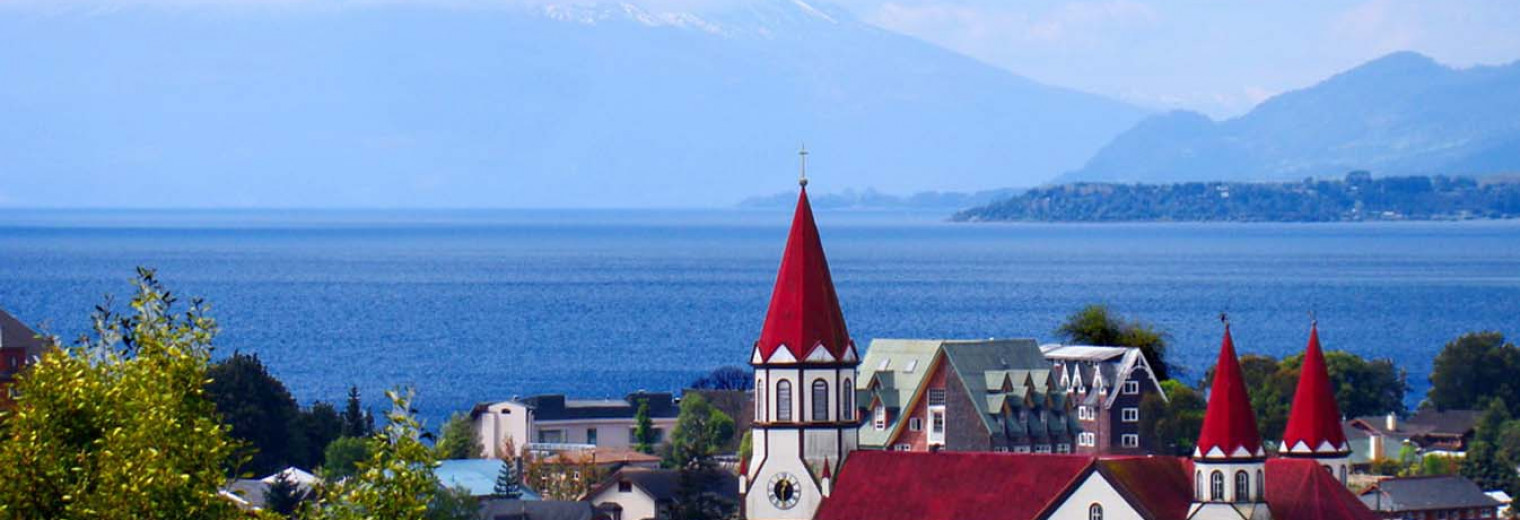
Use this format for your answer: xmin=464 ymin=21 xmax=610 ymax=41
xmin=739 ymin=164 xmax=1378 ymax=520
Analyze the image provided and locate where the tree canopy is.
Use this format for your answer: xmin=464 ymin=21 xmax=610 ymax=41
xmin=434 ymin=411 xmax=483 ymax=460
xmin=1056 ymin=304 xmax=1171 ymax=380
xmin=1428 ymin=332 xmax=1520 ymax=415
xmin=1203 ymin=350 xmax=1406 ymax=442
xmin=206 ymin=351 xmax=303 ymax=475
xmin=0 ymin=268 xmax=244 ymax=519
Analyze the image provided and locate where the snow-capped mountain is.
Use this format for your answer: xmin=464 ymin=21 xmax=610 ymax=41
xmin=0 ymin=0 xmax=1148 ymax=208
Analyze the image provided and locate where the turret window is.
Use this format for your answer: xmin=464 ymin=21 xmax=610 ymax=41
xmin=757 ymin=380 xmax=766 ymax=422
xmin=1088 ymin=503 xmax=1103 ymax=520
xmin=842 ymin=379 xmax=854 ymax=420
xmin=1234 ymin=471 xmax=1250 ymax=502
xmin=1257 ymin=469 xmax=1265 ymax=498
xmin=776 ymin=380 xmax=793 ymax=422
xmin=811 ymin=379 xmax=829 ymax=421
xmin=1210 ymin=471 xmax=1224 ymax=501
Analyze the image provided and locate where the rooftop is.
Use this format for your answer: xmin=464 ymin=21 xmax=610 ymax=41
xmin=1360 ymin=475 xmax=1501 ymax=512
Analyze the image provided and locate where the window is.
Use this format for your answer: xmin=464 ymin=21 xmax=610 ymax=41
xmin=1196 ymin=471 xmax=1203 ymax=501
xmin=904 ymin=360 xmax=918 ymax=373
xmin=757 ymin=380 xmax=766 ymax=421
xmin=1122 ymin=408 xmax=1139 ymax=423
xmin=1234 ymin=471 xmax=1250 ymax=502
xmin=1077 ymin=406 xmax=1091 ymax=420
xmin=1078 ymin=432 xmax=1096 ymax=447
xmin=1056 ymin=443 xmax=1071 ymax=454
xmin=1035 ymin=444 xmax=1052 ymax=454
xmin=893 ymin=444 xmax=912 ymax=451
xmin=931 ymin=410 xmax=945 ymax=433
xmin=1121 ymin=434 xmax=1139 ymax=447
xmin=1338 ymin=466 xmax=1346 ymax=485
xmin=1258 ymin=469 xmax=1265 ymax=498
xmin=539 ymin=429 xmax=564 ymax=444
xmin=993 ymin=446 xmax=1009 ymax=453
xmin=1089 ymin=503 xmax=1104 ymax=520
xmin=1014 ymin=445 xmax=1031 ymax=454
xmin=812 ymin=379 xmax=830 ymax=422
xmin=874 ymin=406 xmax=886 ymax=430
xmin=842 ymin=379 xmax=853 ymax=421
xmin=1124 ymin=380 xmax=1139 ymax=394
xmin=618 ymin=481 xmax=633 ymax=493
xmin=909 ymin=417 xmax=922 ymax=431
xmin=928 ymin=388 xmax=946 ymax=406
xmin=587 ymin=428 xmax=598 ymax=446
xmin=776 ymin=380 xmax=793 ymax=422
xmin=1210 ymin=471 xmax=1224 ymax=501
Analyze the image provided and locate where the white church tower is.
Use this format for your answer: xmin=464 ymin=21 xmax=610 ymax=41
xmin=743 ymin=150 xmax=860 ymax=520
xmin=1189 ymin=319 xmax=1272 ymax=520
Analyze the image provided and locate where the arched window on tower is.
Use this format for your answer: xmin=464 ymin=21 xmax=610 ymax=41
xmin=1338 ymin=465 xmax=1346 ymax=485
xmin=1234 ymin=471 xmax=1249 ymax=502
xmin=812 ymin=379 xmax=829 ymax=421
xmin=776 ymin=380 xmax=793 ymax=422
xmin=1210 ymin=471 xmax=1224 ymax=501
xmin=842 ymin=378 xmax=854 ymax=421
xmin=1257 ymin=469 xmax=1265 ymax=498
xmin=1195 ymin=471 xmax=1203 ymax=501
xmin=1088 ymin=503 xmax=1103 ymax=520
xmin=757 ymin=380 xmax=766 ymax=422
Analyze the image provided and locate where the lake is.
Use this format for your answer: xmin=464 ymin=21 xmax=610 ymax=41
xmin=2 ymin=208 xmax=1519 ymax=427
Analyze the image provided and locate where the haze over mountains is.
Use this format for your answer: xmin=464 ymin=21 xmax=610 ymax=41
xmin=1060 ymin=52 xmax=1520 ymax=184
xmin=0 ymin=0 xmax=1146 ymax=208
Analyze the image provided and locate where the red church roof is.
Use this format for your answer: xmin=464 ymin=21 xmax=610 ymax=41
xmin=815 ymin=452 xmax=1092 ymax=520
xmin=755 ymin=188 xmax=854 ymax=363
xmin=1281 ymin=323 xmax=1350 ymax=455
xmin=819 ymin=452 xmax=1378 ymax=520
xmin=1264 ymin=458 xmax=1379 ymax=520
xmin=1196 ymin=324 xmax=1266 ymax=459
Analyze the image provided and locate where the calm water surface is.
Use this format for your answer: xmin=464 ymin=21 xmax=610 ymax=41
xmin=2 ymin=209 xmax=1518 ymax=426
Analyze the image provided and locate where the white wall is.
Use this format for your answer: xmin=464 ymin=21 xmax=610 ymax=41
xmin=588 ymin=480 xmax=658 ymax=520
xmin=1046 ymin=471 xmax=1145 ymax=520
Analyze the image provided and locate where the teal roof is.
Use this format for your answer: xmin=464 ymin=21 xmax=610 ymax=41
xmin=856 ymin=339 xmax=944 ymax=448
xmin=435 ymin=459 xmax=541 ymax=499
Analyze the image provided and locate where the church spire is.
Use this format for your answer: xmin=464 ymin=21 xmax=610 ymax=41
xmin=1281 ymin=320 xmax=1350 ymax=456
xmin=755 ymin=151 xmax=853 ymax=364
xmin=1195 ymin=317 xmax=1265 ymax=459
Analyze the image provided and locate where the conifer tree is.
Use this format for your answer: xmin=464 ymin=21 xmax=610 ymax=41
xmin=633 ymin=399 xmax=656 ymax=454
xmin=264 ymin=470 xmax=311 ymax=518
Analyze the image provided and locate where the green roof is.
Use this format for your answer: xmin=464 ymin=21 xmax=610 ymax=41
xmin=856 ymin=339 xmax=942 ymax=448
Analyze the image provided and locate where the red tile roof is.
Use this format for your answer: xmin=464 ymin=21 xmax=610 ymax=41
xmin=756 ymin=187 xmax=854 ymax=363
xmin=814 ymin=452 xmax=1092 ymax=520
xmin=1196 ymin=324 xmax=1265 ymax=459
xmin=1282 ymin=323 xmax=1350 ymax=455
xmin=1264 ymin=459 xmax=1379 ymax=520
xmin=1097 ymin=457 xmax=1192 ymax=519
xmin=820 ymin=453 xmax=1377 ymax=520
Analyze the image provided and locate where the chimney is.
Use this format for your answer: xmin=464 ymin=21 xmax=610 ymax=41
xmin=1385 ymin=413 xmax=1398 ymax=432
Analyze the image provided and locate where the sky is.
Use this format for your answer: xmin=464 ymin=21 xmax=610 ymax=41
xmin=8 ymin=0 xmax=1518 ymax=118
xmin=840 ymin=0 xmax=1520 ymax=117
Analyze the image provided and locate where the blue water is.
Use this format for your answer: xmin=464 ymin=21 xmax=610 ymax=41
xmin=2 ymin=208 xmax=1519 ymax=428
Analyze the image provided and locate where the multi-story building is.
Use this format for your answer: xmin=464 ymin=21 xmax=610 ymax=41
xmin=1043 ymin=344 xmax=1167 ymax=455
xmin=856 ymin=338 xmax=1075 ymax=454
xmin=471 ymin=391 xmax=679 ymax=459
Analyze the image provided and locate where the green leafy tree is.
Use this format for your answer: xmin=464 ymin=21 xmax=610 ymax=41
xmin=0 ymin=268 xmax=243 ymax=519
xmin=307 ymin=388 xmax=442 ymax=520
xmin=206 ymin=351 xmax=302 ymax=475
xmin=665 ymin=394 xmax=736 ymax=470
xmin=1057 ymin=304 xmax=1171 ymax=380
xmin=322 ymin=436 xmax=371 ymax=481
xmin=435 ymin=412 xmax=483 ymax=460
xmin=264 ymin=470 xmax=312 ymax=518
xmin=1462 ymin=400 xmax=1519 ymax=492
xmin=1428 ymin=332 xmax=1520 ymax=415
xmin=1139 ymin=380 xmax=1206 ymax=455
xmin=425 ymin=485 xmax=478 ymax=520
xmin=633 ymin=399 xmax=656 ymax=454
xmin=738 ymin=431 xmax=752 ymax=462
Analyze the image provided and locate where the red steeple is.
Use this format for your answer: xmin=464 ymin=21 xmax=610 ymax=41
xmin=755 ymin=187 xmax=854 ymax=363
xmin=1196 ymin=322 xmax=1265 ymax=459
xmin=1281 ymin=322 xmax=1350 ymax=455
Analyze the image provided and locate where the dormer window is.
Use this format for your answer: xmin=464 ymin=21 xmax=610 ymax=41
xmin=873 ymin=406 xmax=886 ymax=430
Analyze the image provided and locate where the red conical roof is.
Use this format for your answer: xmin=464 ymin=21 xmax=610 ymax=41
xmin=1281 ymin=323 xmax=1350 ymax=455
xmin=1196 ymin=324 xmax=1265 ymax=459
xmin=756 ymin=187 xmax=853 ymax=363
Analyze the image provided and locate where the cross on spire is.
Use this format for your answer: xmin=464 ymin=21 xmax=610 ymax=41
xmin=799 ymin=144 xmax=809 ymax=188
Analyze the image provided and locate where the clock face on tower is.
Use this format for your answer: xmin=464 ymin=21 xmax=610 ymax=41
xmin=767 ymin=472 xmax=802 ymax=510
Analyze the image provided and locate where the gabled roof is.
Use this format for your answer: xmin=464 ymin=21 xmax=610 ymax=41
xmin=585 ymin=467 xmax=736 ymax=503
xmin=814 ymin=452 xmax=1093 ymax=520
xmin=1359 ymin=475 xmax=1502 ymax=513
xmin=756 ymin=187 xmax=854 ymax=363
xmin=1349 ymin=409 xmax=1480 ymax=438
xmin=1195 ymin=324 xmax=1265 ymax=459
xmin=515 ymin=392 xmax=678 ymax=421
xmin=819 ymin=453 xmax=1379 ymax=520
xmin=940 ymin=339 xmax=1057 ymax=440
xmin=0 ymin=308 xmax=50 ymax=359
xmin=856 ymin=339 xmax=942 ymax=447
xmin=1265 ymin=459 xmax=1380 ymax=520
xmin=1282 ymin=323 xmax=1350 ymax=455
xmin=1043 ymin=344 xmax=1167 ymax=410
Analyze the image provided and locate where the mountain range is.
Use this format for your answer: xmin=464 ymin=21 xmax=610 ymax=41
xmin=0 ymin=0 xmax=1147 ymax=208
xmin=1059 ymin=52 xmax=1520 ymax=184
